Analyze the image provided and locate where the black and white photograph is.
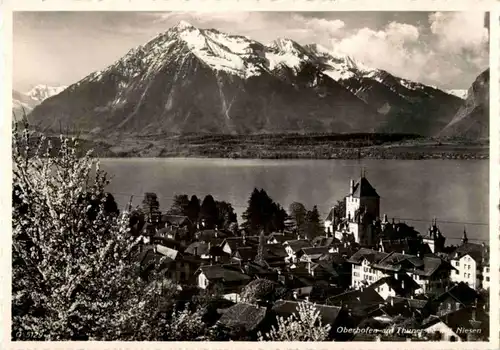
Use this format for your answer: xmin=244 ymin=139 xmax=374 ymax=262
xmin=9 ymin=8 xmax=493 ymax=343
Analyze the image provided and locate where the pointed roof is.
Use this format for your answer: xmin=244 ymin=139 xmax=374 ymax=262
xmin=462 ymin=227 xmax=468 ymax=244
xmin=352 ymin=176 xmax=379 ymax=198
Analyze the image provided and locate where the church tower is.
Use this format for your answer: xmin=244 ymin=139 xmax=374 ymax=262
xmin=461 ymin=227 xmax=469 ymax=245
xmin=423 ymin=218 xmax=446 ymax=253
xmin=345 ymin=171 xmax=380 ymax=245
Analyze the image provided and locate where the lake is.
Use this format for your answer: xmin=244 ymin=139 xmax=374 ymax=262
xmin=100 ymin=158 xmax=489 ymax=245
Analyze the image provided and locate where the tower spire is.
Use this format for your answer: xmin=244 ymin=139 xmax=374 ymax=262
xmin=462 ymin=227 xmax=468 ymax=244
xmin=360 ymin=167 xmax=366 ymax=178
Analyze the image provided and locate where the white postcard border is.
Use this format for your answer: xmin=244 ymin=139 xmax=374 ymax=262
xmin=0 ymin=1 xmax=498 ymax=349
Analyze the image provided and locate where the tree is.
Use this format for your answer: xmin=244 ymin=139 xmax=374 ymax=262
xmin=142 ymin=192 xmax=160 ymax=223
xmin=168 ymin=194 xmax=190 ymax=216
xmin=270 ymin=203 xmax=287 ymax=233
xmin=255 ymin=230 xmax=266 ymax=264
xmin=305 ymin=206 xmax=323 ymax=239
xmin=333 ymin=199 xmax=346 ymax=226
xmin=162 ymin=304 xmax=206 ymax=341
xmin=12 ymin=122 xmax=176 ymax=340
xmin=185 ymin=195 xmax=201 ymax=224
xmin=289 ymin=202 xmax=307 ymax=235
xmin=200 ymin=195 xmax=218 ymax=229
xmin=242 ymin=188 xmax=286 ymax=234
xmin=258 ymin=301 xmax=331 ymax=341
xmin=215 ymin=200 xmax=238 ymax=230
xmin=128 ymin=209 xmax=146 ymax=236
xmin=240 ymin=279 xmax=288 ymax=304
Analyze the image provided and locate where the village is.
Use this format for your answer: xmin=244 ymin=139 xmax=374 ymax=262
xmin=126 ymin=174 xmax=490 ymax=342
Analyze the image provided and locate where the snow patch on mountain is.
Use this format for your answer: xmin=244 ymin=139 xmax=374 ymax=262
xmin=446 ymin=89 xmax=468 ymax=99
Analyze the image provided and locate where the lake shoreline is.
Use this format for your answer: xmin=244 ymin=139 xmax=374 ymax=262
xmin=101 ymin=135 xmax=489 ymax=160
xmin=36 ymin=132 xmax=490 ymax=160
xmin=104 ymin=145 xmax=489 ymax=160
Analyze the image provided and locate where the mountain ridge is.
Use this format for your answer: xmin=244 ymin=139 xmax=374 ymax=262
xmin=28 ymin=21 xmax=472 ymax=138
xmin=439 ymin=68 xmax=489 ymax=140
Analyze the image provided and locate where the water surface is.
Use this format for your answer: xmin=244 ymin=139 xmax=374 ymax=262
xmin=101 ymin=158 xmax=489 ymax=245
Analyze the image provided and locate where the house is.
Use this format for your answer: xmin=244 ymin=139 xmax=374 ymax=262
xmin=292 ymin=285 xmax=345 ymax=304
xmin=385 ymin=296 xmax=432 ymax=318
xmin=134 ymin=244 xmax=190 ymax=282
xmin=298 ymin=247 xmax=331 ymax=263
xmin=195 ymin=229 xmax=227 ymax=245
xmin=262 ymin=244 xmax=289 ymax=267
xmin=422 ymin=307 xmax=489 ymax=341
xmin=449 ymin=237 xmax=488 ymax=290
xmin=242 ymin=260 xmax=279 ymax=281
xmin=348 ymin=248 xmax=454 ymax=295
xmin=150 ymin=235 xmax=185 ymax=251
xmin=482 ymin=264 xmax=490 ymax=290
xmin=429 ymin=282 xmax=482 ymax=316
xmin=377 ymin=237 xmax=431 ymax=256
xmin=325 ymin=286 xmax=385 ymax=318
xmin=267 ymin=232 xmax=295 ymax=245
xmin=233 ymin=246 xmax=258 ymax=262
xmin=157 ymin=224 xmax=191 ymax=243
xmin=370 ymin=274 xmax=420 ymax=300
xmin=378 ymin=220 xmax=421 ymax=242
xmin=291 ymin=260 xmax=341 ymax=284
xmin=135 ymin=246 xmax=169 ymax=280
xmin=377 ymin=254 xmax=454 ymax=296
xmin=348 ymin=248 xmax=390 ymax=288
xmin=216 ymin=303 xmax=271 ymax=340
xmin=221 ymin=236 xmax=259 ymax=256
xmin=311 ymin=235 xmax=340 ymax=248
xmin=161 ymin=214 xmax=193 ymax=228
xmin=195 ymin=264 xmax=251 ymax=297
xmin=271 ymin=300 xmax=354 ymax=341
xmin=369 ymin=297 xmax=417 ymax=322
xmin=153 ymin=244 xmax=192 ymax=282
xmin=231 ymin=244 xmax=287 ymax=267
xmin=185 ymin=241 xmax=212 ymax=260
xmin=283 ymin=239 xmax=312 ymax=263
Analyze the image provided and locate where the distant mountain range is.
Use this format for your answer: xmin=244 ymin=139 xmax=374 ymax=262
xmin=24 ymin=21 xmax=488 ymax=139
xmin=13 ymin=85 xmax=67 ymax=120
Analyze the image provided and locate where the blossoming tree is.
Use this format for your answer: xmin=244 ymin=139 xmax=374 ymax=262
xmin=259 ymin=301 xmax=331 ymax=341
xmin=11 ymin=121 xmax=175 ymax=340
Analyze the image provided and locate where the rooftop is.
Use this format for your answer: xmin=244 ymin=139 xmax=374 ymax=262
xmin=272 ymin=300 xmax=342 ymax=325
xmin=218 ymin=303 xmax=268 ymax=332
xmin=351 ymin=176 xmax=379 ymax=198
xmin=198 ymin=264 xmax=251 ymax=283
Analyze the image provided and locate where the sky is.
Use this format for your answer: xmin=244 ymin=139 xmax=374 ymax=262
xmin=13 ymin=11 xmax=489 ymax=92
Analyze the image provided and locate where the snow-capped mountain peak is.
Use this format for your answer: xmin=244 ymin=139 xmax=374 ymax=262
xmin=174 ymin=20 xmax=195 ymax=30
xmin=12 ymin=84 xmax=67 ymax=120
xmin=27 ymin=84 xmax=67 ymax=102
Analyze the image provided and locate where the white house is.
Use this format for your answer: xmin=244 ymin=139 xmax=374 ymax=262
xmin=450 ymin=253 xmax=480 ymax=289
xmin=349 ymin=248 xmax=452 ymax=296
xmin=351 ymin=257 xmax=388 ymax=289
xmin=481 ymin=265 xmax=490 ymax=290
xmin=449 ymin=235 xmax=485 ymax=290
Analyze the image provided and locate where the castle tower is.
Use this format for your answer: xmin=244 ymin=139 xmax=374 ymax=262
xmin=345 ymin=171 xmax=380 ymax=245
xmin=345 ymin=172 xmax=380 ymax=223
